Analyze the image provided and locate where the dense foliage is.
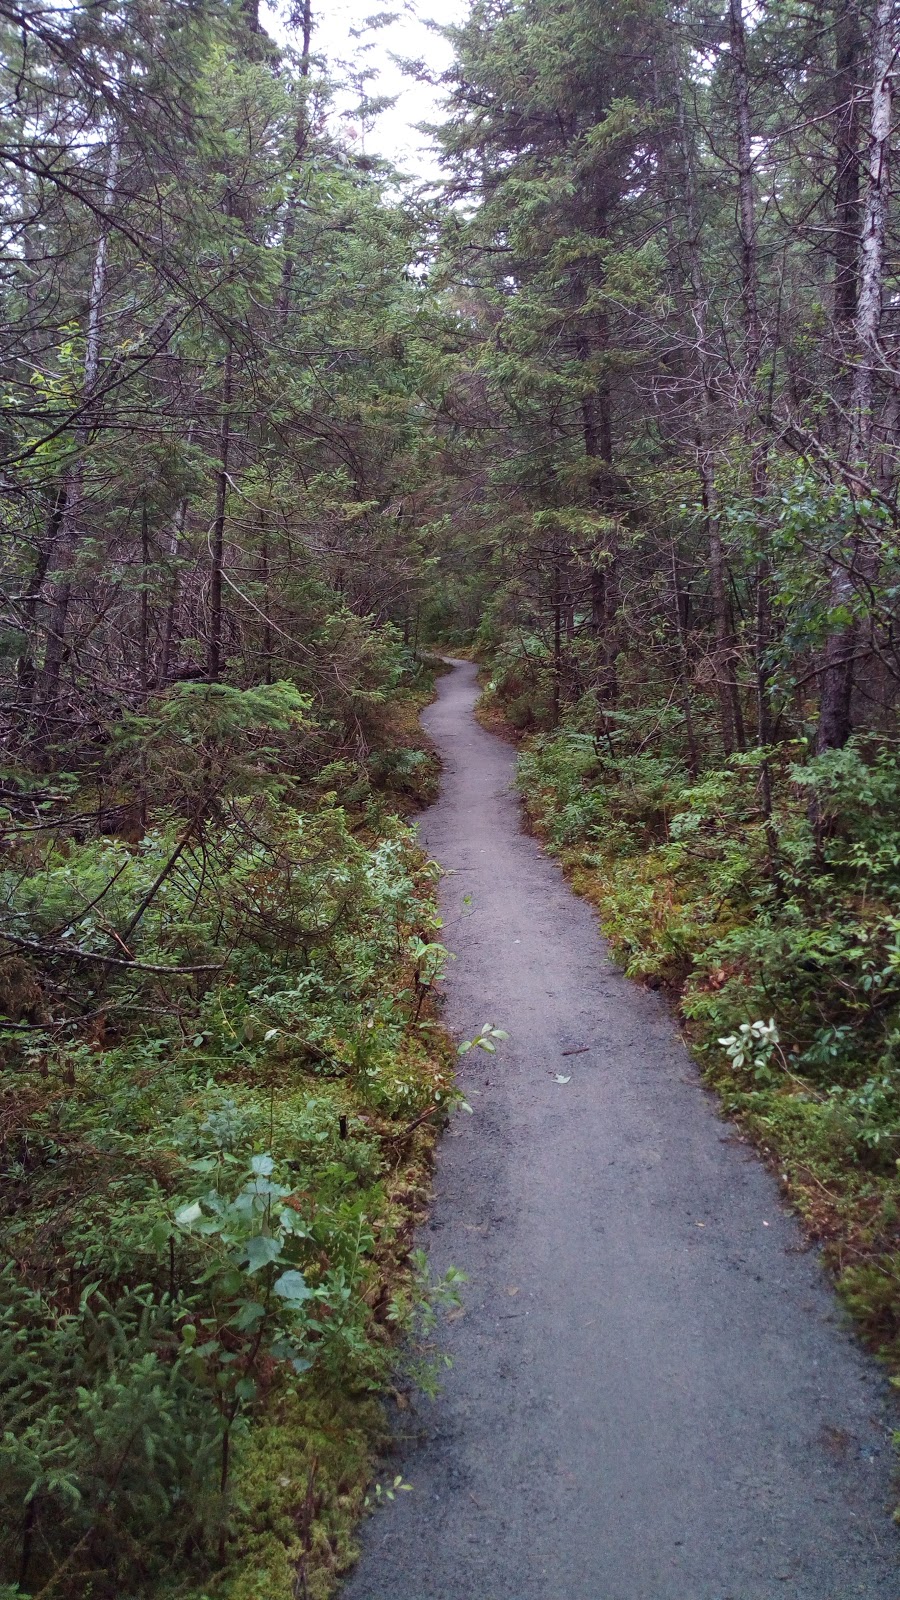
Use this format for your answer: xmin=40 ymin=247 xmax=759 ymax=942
xmin=0 ymin=2 xmax=458 ymax=1593
xmin=0 ymin=645 xmax=462 ymax=1599
xmin=4 ymin=0 xmax=900 ymax=1587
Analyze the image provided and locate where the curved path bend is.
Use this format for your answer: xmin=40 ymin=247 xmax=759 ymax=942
xmin=344 ymin=660 xmax=899 ymax=1600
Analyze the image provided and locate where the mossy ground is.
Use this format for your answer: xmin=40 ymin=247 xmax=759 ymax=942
xmin=179 ymin=1122 xmax=441 ymax=1600
xmin=199 ymin=683 xmax=452 ymax=1600
xmin=179 ymin=682 xmax=454 ymax=1600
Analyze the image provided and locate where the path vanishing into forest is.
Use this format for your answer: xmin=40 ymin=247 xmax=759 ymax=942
xmin=344 ymin=660 xmax=899 ymax=1600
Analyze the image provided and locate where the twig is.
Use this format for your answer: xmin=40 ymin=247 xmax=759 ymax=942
xmin=386 ymin=1104 xmax=439 ymax=1145
xmin=0 ymin=932 xmax=222 ymax=974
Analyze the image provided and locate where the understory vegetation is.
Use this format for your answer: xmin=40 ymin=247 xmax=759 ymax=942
xmin=0 ymin=650 xmax=463 ymax=1600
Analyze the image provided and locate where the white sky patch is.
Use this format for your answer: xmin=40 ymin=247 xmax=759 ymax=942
xmin=262 ymin=0 xmax=467 ymax=180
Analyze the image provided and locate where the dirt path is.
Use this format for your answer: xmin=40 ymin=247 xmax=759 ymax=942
xmin=344 ymin=660 xmax=899 ymax=1600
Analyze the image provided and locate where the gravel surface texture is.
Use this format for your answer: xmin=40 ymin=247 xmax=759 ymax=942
xmin=342 ymin=659 xmax=899 ymax=1600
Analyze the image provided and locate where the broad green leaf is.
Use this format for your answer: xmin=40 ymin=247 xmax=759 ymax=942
xmin=243 ymin=1234 xmax=282 ymax=1273
xmin=232 ymin=1300 xmax=267 ymax=1330
xmin=273 ymin=1269 xmax=311 ymax=1302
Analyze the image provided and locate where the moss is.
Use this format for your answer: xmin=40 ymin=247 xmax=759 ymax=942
xmin=187 ymin=1384 xmax=385 ymax=1600
xmin=837 ymin=1259 xmax=900 ymax=1360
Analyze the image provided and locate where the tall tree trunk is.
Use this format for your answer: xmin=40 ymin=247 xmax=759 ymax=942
xmin=159 ymin=495 xmax=190 ymax=687
xmin=576 ymin=252 xmax=617 ymax=706
xmin=552 ymin=556 xmax=562 ymax=724
xmin=833 ymin=3 xmax=864 ymax=333
xmin=279 ymin=0 xmax=313 ymax=313
xmin=818 ymin=0 xmax=895 ymax=752
xmin=670 ymin=541 xmax=700 ymax=777
xmin=259 ymin=515 xmax=273 ymax=684
xmin=40 ymin=134 xmax=120 ymax=713
xmin=139 ymin=501 xmax=150 ymax=697
xmin=849 ymin=0 xmax=894 ymax=461
xmin=729 ymin=0 xmax=777 ymax=857
xmin=728 ymin=0 xmax=761 ymax=378
xmin=207 ymin=343 xmax=234 ymax=682
xmin=15 ymin=205 xmax=54 ymax=719
xmin=664 ymin=42 xmax=746 ymax=756
xmin=698 ymin=437 xmax=740 ymax=755
xmin=16 ymin=498 xmax=59 ymax=713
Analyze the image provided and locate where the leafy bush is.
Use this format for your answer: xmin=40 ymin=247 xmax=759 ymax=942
xmin=0 ymin=736 xmax=456 ymax=1597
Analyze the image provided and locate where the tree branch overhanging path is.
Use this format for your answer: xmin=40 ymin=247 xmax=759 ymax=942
xmin=342 ymin=661 xmax=899 ymax=1600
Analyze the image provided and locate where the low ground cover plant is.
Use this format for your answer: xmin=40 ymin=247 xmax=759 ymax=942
xmin=0 ymin=654 xmax=458 ymax=1600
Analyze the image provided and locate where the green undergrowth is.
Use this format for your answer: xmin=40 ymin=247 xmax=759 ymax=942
xmin=0 ymin=654 xmax=460 ymax=1600
xmin=500 ymin=686 xmax=900 ymax=1383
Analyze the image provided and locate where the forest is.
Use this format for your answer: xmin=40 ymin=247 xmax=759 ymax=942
xmin=1 ymin=0 xmax=900 ymax=1592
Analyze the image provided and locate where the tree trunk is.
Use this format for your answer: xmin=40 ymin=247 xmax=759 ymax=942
xmin=552 ymin=557 xmax=562 ymax=724
xmin=279 ymin=0 xmax=313 ymax=313
xmin=207 ymin=344 xmax=234 ymax=682
xmin=139 ymin=501 xmax=150 ymax=697
xmin=260 ymin=517 xmax=273 ymax=685
xmin=698 ymin=438 xmax=740 ymax=755
xmin=576 ymin=256 xmax=617 ymax=706
xmin=40 ymin=134 xmax=120 ymax=713
xmin=664 ymin=40 xmax=745 ymax=756
xmin=728 ymin=0 xmax=761 ymax=377
xmin=849 ymin=0 xmax=894 ymax=461
xmin=670 ymin=542 xmax=700 ymax=777
xmin=15 ymin=496 xmax=59 ymax=712
xmin=729 ymin=0 xmax=777 ymax=853
xmin=159 ymin=495 xmax=190 ymax=687
xmin=818 ymin=0 xmax=895 ymax=751
xmin=833 ymin=3 xmax=864 ymax=332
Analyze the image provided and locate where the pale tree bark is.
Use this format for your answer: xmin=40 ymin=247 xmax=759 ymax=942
xmin=849 ymin=0 xmax=895 ymax=460
xmin=279 ymin=0 xmax=313 ymax=313
xmin=818 ymin=0 xmax=896 ymax=752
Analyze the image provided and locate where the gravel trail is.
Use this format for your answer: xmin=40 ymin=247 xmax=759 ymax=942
xmin=343 ymin=659 xmax=899 ymax=1600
